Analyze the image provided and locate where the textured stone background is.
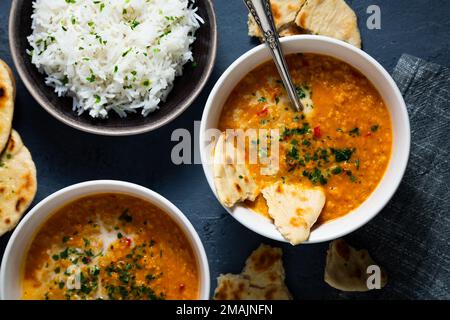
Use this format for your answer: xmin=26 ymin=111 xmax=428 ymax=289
xmin=0 ymin=0 xmax=449 ymax=299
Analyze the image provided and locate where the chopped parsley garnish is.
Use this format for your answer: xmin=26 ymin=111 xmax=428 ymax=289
xmin=61 ymin=75 xmax=69 ymax=86
xmin=295 ymin=85 xmax=307 ymax=99
xmin=257 ymin=97 xmax=267 ymax=103
xmin=346 ymin=170 xmax=358 ymax=183
xmin=371 ymin=124 xmax=380 ymax=132
xmin=129 ymin=19 xmax=140 ymax=30
xmin=303 ymin=168 xmax=328 ymax=185
xmin=119 ymin=209 xmax=133 ymax=223
xmin=331 ymin=166 xmax=343 ymax=175
xmin=331 ymin=148 xmax=355 ymax=162
xmin=86 ymin=73 xmax=96 ymax=83
xmin=349 ymin=127 xmax=360 ymax=137
xmin=59 ymin=248 xmax=69 ymax=259
xmin=275 ymin=96 xmax=280 ymax=104
xmin=287 ymin=146 xmax=299 ymax=160
xmin=122 ymin=48 xmax=132 ymax=57
xmin=280 ymin=123 xmax=311 ymax=140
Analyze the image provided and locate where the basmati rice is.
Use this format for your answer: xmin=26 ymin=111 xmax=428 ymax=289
xmin=28 ymin=0 xmax=202 ymax=118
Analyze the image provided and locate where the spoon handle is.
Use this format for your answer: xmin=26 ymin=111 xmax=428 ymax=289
xmin=243 ymin=0 xmax=303 ymax=112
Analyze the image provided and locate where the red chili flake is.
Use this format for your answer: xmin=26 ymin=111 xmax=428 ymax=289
xmin=122 ymin=237 xmax=132 ymax=247
xmin=179 ymin=283 xmax=186 ymax=291
xmin=313 ymin=126 xmax=322 ymax=138
xmin=365 ymin=132 xmax=372 ymax=137
xmin=257 ymin=107 xmax=269 ymax=117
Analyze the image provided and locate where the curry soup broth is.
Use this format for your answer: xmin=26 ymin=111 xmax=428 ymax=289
xmin=22 ymin=193 xmax=199 ymax=300
xmin=219 ymin=53 xmax=392 ymax=224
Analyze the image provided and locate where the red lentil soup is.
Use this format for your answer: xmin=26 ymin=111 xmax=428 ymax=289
xmin=22 ymin=193 xmax=199 ymax=300
xmin=219 ymin=53 xmax=392 ymax=224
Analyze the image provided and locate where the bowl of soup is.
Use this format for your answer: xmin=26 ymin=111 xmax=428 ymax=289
xmin=200 ymin=35 xmax=410 ymax=244
xmin=0 ymin=180 xmax=210 ymax=300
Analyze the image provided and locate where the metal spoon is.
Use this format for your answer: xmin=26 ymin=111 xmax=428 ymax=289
xmin=243 ymin=0 xmax=303 ymax=112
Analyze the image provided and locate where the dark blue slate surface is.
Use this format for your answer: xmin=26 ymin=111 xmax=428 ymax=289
xmin=0 ymin=0 xmax=449 ymax=299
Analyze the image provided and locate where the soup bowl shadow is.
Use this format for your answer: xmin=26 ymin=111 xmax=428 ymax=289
xmin=9 ymin=0 xmax=217 ymax=136
xmin=199 ymin=35 xmax=411 ymax=244
xmin=0 ymin=180 xmax=210 ymax=300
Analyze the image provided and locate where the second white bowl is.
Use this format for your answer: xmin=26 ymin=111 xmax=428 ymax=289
xmin=0 ymin=180 xmax=210 ymax=300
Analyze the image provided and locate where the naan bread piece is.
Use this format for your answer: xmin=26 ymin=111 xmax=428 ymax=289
xmin=214 ymin=274 xmax=291 ymax=300
xmin=214 ymin=274 xmax=251 ymax=300
xmin=324 ymin=239 xmax=388 ymax=292
xmin=262 ymin=182 xmax=325 ymax=245
xmin=248 ymin=0 xmax=306 ymax=39
xmin=0 ymin=130 xmax=37 ymax=236
xmin=214 ymin=275 xmax=283 ymax=300
xmin=213 ymin=132 xmax=259 ymax=207
xmin=0 ymin=59 xmax=15 ymax=153
xmin=0 ymin=60 xmax=16 ymax=99
xmin=214 ymin=244 xmax=292 ymax=300
xmin=295 ymin=0 xmax=362 ymax=48
xmin=242 ymin=244 xmax=285 ymax=287
xmin=278 ymin=23 xmax=305 ymax=37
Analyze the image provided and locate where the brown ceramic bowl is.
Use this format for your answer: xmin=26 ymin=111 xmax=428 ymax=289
xmin=9 ymin=0 xmax=217 ymax=136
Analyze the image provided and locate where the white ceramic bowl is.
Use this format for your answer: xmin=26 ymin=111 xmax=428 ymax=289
xmin=200 ymin=35 xmax=410 ymax=244
xmin=0 ymin=180 xmax=210 ymax=300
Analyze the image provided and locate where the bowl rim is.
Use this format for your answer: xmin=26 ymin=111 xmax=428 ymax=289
xmin=199 ymin=35 xmax=411 ymax=244
xmin=8 ymin=0 xmax=218 ymax=136
xmin=0 ymin=180 xmax=211 ymax=300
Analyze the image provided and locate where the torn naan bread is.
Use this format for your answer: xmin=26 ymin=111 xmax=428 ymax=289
xmin=262 ymin=182 xmax=325 ymax=245
xmin=295 ymin=0 xmax=362 ymax=48
xmin=242 ymin=244 xmax=285 ymax=287
xmin=0 ymin=59 xmax=15 ymax=153
xmin=0 ymin=130 xmax=37 ymax=236
xmin=213 ymin=132 xmax=259 ymax=207
xmin=248 ymin=0 xmax=306 ymax=39
xmin=214 ymin=244 xmax=292 ymax=300
xmin=278 ymin=23 xmax=305 ymax=37
xmin=324 ymin=239 xmax=388 ymax=291
xmin=215 ymin=274 xmax=291 ymax=300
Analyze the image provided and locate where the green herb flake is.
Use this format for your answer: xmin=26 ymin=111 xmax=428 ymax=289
xmin=86 ymin=74 xmax=96 ymax=83
xmin=349 ymin=127 xmax=360 ymax=137
xmin=331 ymin=148 xmax=355 ymax=162
xmin=258 ymin=97 xmax=267 ymax=103
xmin=275 ymin=96 xmax=280 ymax=104
xmin=331 ymin=167 xmax=342 ymax=175
xmin=119 ymin=209 xmax=133 ymax=223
